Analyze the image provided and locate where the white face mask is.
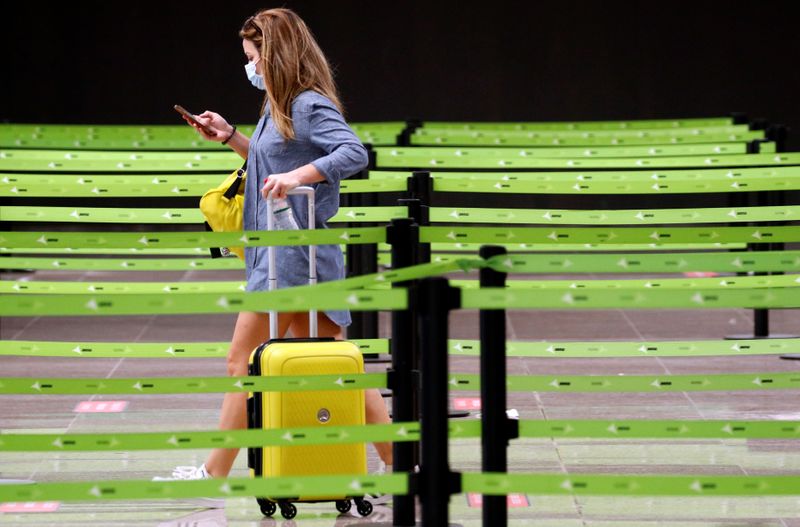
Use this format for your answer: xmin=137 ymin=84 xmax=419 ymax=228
xmin=244 ymin=60 xmax=266 ymax=91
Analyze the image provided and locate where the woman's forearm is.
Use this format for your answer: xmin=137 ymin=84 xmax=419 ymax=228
xmin=291 ymin=163 xmax=327 ymax=185
xmin=226 ymin=130 xmax=250 ymax=160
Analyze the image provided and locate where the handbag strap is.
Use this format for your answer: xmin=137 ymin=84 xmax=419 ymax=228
xmin=204 ymin=222 xmax=223 ymax=259
xmin=223 ymin=161 xmax=247 ymax=200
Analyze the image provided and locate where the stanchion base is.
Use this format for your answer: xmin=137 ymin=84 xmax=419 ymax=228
xmin=780 ymin=354 xmax=800 ymax=361
xmin=364 ymin=354 xmax=392 ymax=364
xmin=724 ymin=333 xmax=798 ymax=340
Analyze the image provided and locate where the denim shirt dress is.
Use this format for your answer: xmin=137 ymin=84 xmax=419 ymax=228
xmin=243 ymin=90 xmax=368 ymax=327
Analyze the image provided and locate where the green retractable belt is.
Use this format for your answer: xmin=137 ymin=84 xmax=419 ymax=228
xmin=429 ymin=205 xmax=798 ymax=225
xmin=410 ymin=130 xmax=765 ymax=147
xmin=4 ymin=274 xmax=797 ymax=295
xmin=452 ymin=274 xmax=800 ymax=291
xmin=419 ymin=226 xmax=800 ymax=245
xmin=459 ymin=287 xmax=798 ymax=310
xmin=0 ymin=256 xmax=246 ymax=271
xmin=1 ymin=338 xmax=795 ymax=359
xmin=0 ymin=474 xmax=408 ymax=502
xmin=0 ymin=227 xmax=387 ymax=249
xmin=0 ymin=419 xmax=797 ymax=453
xmin=2 ymin=286 xmax=797 ymax=317
xmin=0 ymin=173 xmax=407 ymax=197
xmin=461 ymin=472 xmax=800 ymax=497
xmin=416 ymin=123 xmax=751 ymax=138
xmin=0 ymin=339 xmax=388 ymax=358
xmin=484 ymin=250 xmax=800 ymax=274
xmin=387 ymin=142 xmax=755 ymax=158
xmin=421 ymin=117 xmax=735 ymax=131
xmin=2 ymin=205 xmax=795 ymax=225
xmin=1 ymin=371 xmax=798 ymax=395
xmin=373 ymin=150 xmax=797 ymax=170
xmin=0 ymin=205 xmax=408 ymax=224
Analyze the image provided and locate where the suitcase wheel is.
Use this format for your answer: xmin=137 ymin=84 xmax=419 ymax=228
xmin=354 ymin=497 xmax=373 ymax=517
xmin=279 ymin=501 xmax=297 ymax=520
xmin=256 ymin=498 xmax=276 ymax=517
xmin=335 ymin=499 xmax=352 ymax=513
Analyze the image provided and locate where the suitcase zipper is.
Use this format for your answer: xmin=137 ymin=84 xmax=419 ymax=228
xmin=247 ymin=343 xmax=267 ymax=478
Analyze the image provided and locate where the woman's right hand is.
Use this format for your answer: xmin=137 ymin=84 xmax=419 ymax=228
xmin=184 ymin=111 xmax=233 ymax=143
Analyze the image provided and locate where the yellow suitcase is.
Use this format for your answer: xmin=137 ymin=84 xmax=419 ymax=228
xmin=247 ymin=338 xmax=372 ymax=519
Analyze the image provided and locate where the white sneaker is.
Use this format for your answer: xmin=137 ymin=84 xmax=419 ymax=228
xmin=152 ymin=464 xmax=224 ymax=509
xmin=365 ymin=461 xmax=393 ymax=505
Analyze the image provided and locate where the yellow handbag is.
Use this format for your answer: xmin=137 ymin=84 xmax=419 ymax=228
xmin=199 ymin=162 xmax=246 ymax=259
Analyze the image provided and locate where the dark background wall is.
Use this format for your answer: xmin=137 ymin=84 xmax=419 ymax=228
xmin=4 ymin=1 xmax=799 ymax=149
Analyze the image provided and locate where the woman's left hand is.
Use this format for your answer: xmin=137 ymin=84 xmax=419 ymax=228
xmin=262 ymin=171 xmax=301 ymax=200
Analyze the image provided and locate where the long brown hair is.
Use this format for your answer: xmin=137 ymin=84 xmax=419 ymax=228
xmin=240 ymin=8 xmax=343 ymax=140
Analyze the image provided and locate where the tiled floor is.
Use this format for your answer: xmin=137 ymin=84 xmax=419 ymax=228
xmin=1 ymin=265 xmax=799 ymax=526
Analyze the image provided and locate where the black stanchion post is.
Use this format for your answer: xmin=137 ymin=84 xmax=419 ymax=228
xmin=726 ymin=187 xmax=771 ymax=340
xmin=727 ymin=139 xmax=779 ymax=340
xmin=346 ymin=164 xmax=366 ymax=340
xmin=409 ymin=171 xmax=433 ymax=264
xmin=397 ymin=119 xmax=423 ymax=147
xmin=385 ymin=218 xmax=420 ymax=526
xmin=417 ymin=277 xmax=462 ymax=527
xmin=404 ymin=172 xmax=470 ymax=421
xmin=767 ymin=124 xmax=788 ymax=153
xmin=478 ymin=245 xmax=517 ymax=527
xmin=345 ymin=162 xmax=381 ymax=356
xmin=359 ymin=164 xmax=380 ymax=351
xmin=753 ymin=182 xmax=771 ymax=339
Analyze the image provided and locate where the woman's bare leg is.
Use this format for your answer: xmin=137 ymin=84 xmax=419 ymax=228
xmin=292 ymin=313 xmax=393 ymax=465
xmin=204 ymin=311 xmax=292 ymax=477
xmin=365 ymin=387 xmax=393 ymax=465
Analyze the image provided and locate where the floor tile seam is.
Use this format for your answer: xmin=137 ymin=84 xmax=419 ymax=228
xmin=506 ymin=310 xmax=518 ymax=340
xmin=654 ymin=355 xmax=709 ymax=420
xmin=8 ymin=315 xmax=42 ymax=340
xmin=29 ymin=353 xmax=128 ymax=479
xmin=61 ymin=356 xmax=128 ymax=434
xmin=620 ymin=308 xmax=707 ymax=422
xmin=19 ymin=273 xmax=95 ymax=479
xmin=532 ymin=390 xmax=586 ymax=521
xmin=60 ymin=265 xmax=134 ymax=450
xmin=616 ymin=308 xmax=647 ymax=344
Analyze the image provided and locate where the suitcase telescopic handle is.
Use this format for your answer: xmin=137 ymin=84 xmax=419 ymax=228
xmin=266 ymin=186 xmax=318 ymax=339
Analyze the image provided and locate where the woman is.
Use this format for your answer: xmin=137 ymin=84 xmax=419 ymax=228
xmin=156 ymin=8 xmax=392 ymax=501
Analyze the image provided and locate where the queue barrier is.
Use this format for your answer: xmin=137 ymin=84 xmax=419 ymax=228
xmin=0 ymin=122 xmax=404 ymax=149
xmin=0 ymin=146 xmax=789 ymax=173
xmin=6 ymin=166 xmax=800 ymax=197
xmin=3 ymin=235 xmax=799 ymax=525
xmin=4 ymin=273 xmax=798 ymax=295
xmin=2 ymin=204 xmax=796 ymax=225
xmin=371 ymin=149 xmax=799 ymax=171
xmin=417 ymin=117 xmax=739 ymax=131
xmin=409 ymin=128 xmax=765 ymax=147
xmin=1 ymin=225 xmax=796 ymax=249
xmin=1 ymin=419 xmax=799 ymax=453
xmin=4 ymin=472 xmax=800 ymax=503
xmin=3 ymin=337 xmax=798 ymax=359
xmin=4 ymin=142 xmax=770 ymax=160
xmin=2 ymin=115 xmax=798 ymax=524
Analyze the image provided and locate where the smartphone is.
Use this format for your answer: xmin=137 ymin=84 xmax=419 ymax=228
xmin=174 ymin=104 xmax=213 ymax=134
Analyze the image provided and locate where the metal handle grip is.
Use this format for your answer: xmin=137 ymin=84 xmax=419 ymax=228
xmin=266 ymin=186 xmax=317 ymax=339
